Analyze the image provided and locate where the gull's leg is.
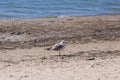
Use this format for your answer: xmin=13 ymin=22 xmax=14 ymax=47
xmin=59 ymin=50 xmax=61 ymax=56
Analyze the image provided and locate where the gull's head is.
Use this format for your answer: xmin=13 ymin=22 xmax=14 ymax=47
xmin=60 ymin=40 xmax=68 ymax=45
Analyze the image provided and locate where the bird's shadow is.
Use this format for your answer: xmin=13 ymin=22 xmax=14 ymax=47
xmin=50 ymin=51 xmax=96 ymax=61
xmin=53 ymin=51 xmax=85 ymax=57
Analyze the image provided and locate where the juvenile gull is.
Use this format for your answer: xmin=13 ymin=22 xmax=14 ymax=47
xmin=47 ymin=40 xmax=67 ymax=56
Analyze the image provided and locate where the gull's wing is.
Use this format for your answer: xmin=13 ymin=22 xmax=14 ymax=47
xmin=52 ymin=43 xmax=64 ymax=50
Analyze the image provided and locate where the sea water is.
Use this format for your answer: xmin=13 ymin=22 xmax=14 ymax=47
xmin=0 ymin=0 xmax=120 ymax=18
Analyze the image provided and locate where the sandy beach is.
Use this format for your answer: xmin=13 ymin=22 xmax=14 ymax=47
xmin=0 ymin=15 xmax=120 ymax=80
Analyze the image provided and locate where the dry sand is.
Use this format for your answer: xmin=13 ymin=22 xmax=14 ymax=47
xmin=0 ymin=15 xmax=120 ymax=80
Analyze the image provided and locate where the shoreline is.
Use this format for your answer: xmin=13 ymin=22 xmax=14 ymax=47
xmin=0 ymin=13 xmax=120 ymax=19
xmin=0 ymin=14 xmax=120 ymax=20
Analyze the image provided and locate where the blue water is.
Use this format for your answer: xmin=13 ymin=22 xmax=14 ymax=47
xmin=0 ymin=0 xmax=120 ymax=18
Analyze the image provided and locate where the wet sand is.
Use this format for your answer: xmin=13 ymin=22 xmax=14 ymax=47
xmin=0 ymin=15 xmax=120 ymax=80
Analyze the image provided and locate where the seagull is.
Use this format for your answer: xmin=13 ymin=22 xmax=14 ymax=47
xmin=46 ymin=40 xmax=67 ymax=56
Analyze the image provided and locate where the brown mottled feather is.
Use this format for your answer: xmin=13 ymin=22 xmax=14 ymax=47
xmin=52 ymin=44 xmax=64 ymax=50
